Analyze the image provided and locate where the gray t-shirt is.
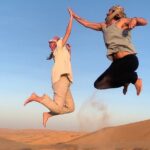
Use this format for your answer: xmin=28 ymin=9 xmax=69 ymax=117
xmin=102 ymin=23 xmax=136 ymax=60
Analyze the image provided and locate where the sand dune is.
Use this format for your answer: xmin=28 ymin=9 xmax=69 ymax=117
xmin=0 ymin=129 xmax=84 ymax=145
xmin=64 ymin=119 xmax=150 ymax=150
xmin=0 ymin=137 xmax=31 ymax=150
xmin=0 ymin=119 xmax=150 ymax=150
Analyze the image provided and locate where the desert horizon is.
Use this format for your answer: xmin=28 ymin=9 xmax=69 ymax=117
xmin=0 ymin=119 xmax=150 ymax=150
xmin=1 ymin=0 xmax=150 ymax=150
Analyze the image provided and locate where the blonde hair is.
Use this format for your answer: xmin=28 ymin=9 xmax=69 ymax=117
xmin=105 ymin=5 xmax=126 ymax=23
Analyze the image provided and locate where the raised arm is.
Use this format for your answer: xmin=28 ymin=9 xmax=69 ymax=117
xmin=70 ymin=9 xmax=104 ymax=31
xmin=62 ymin=9 xmax=73 ymax=47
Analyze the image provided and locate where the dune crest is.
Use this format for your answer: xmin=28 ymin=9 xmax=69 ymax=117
xmin=66 ymin=119 xmax=150 ymax=149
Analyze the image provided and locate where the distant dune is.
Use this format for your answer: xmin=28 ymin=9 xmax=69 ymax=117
xmin=0 ymin=129 xmax=85 ymax=150
xmin=0 ymin=119 xmax=150 ymax=150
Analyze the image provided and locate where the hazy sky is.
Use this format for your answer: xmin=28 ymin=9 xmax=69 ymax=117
xmin=0 ymin=0 xmax=150 ymax=131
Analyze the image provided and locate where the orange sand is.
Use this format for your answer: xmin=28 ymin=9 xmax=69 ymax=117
xmin=0 ymin=119 xmax=150 ymax=150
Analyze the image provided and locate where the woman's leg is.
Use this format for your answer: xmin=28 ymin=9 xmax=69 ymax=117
xmin=94 ymin=65 xmax=114 ymax=89
xmin=62 ymin=88 xmax=75 ymax=113
xmin=41 ymin=75 xmax=71 ymax=127
xmin=43 ymin=80 xmax=75 ymax=127
xmin=24 ymin=75 xmax=71 ymax=127
xmin=112 ymin=55 xmax=142 ymax=95
xmin=94 ymin=54 xmax=142 ymax=95
xmin=43 ymin=80 xmax=74 ymax=127
xmin=43 ymin=111 xmax=57 ymax=128
xmin=24 ymin=93 xmax=43 ymax=106
xmin=41 ymin=75 xmax=70 ymax=114
xmin=123 ymin=83 xmax=129 ymax=95
xmin=134 ymin=78 xmax=142 ymax=95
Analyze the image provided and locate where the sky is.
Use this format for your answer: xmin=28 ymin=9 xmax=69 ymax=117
xmin=0 ymin=0 xmax=150 ymax=132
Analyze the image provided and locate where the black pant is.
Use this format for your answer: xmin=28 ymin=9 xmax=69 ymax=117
xmin=94 ymin=54 xmax=139 ymax=89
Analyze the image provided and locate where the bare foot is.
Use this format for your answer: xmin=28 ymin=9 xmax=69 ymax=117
xmin=135 ymin=78 xmax=142 ymax=96
xmin=123 ymin=83 xmax=129 ymax=95
xmin=43 ymin=112 xmax=53 ymax=128
xmin=24 ymin=93 xmax=41 ymax=106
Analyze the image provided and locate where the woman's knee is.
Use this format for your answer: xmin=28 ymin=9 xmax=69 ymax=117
xmin=94 ymin=81 xmax=100 ymax=89
xmin=94 ymin=78 xmax=112 ymax=89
